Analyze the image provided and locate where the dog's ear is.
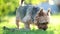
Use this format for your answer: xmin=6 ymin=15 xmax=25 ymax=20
xmin=40 ymin=8 xmax=43 ymax=13
xmin=47 ymin=8 xmax=51 ymax=16
xmin=38 ymin=8 xmax=44 ymax=16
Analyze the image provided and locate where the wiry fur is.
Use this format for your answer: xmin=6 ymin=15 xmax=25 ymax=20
xmin=34 ymin=8 xmax=50 ymax=30
xmin=16 ymin=5 xmax=50 ymax=30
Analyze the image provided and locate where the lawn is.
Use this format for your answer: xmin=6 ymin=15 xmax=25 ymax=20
xmin=0 ymin=15 xmax=60 ymax=34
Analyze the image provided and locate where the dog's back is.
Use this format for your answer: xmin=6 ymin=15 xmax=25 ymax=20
xmin=16 ymin=5 xmax=39 ymax=22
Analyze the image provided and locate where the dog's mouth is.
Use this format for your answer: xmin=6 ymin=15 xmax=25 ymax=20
xmin=37 ymin=22 xmax=48 ymax=30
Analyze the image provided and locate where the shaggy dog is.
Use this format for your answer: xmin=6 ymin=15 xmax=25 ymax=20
xmin=16 ymin=5 xmax=50 ymax=30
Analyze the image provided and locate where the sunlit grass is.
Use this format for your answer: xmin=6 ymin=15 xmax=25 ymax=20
xmin=0 ymin=15 xmax=60 ymax=34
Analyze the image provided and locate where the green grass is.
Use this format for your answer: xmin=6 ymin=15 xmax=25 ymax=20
xmin=0 ymin=15 xmax=60 ymax=34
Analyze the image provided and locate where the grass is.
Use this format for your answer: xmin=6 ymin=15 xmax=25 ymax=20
xmin=0 ymin=14 xmax=60 ymax=34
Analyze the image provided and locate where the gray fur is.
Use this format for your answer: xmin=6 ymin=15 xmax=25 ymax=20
xmin=16 ymin=5 xmax=40 ymax=23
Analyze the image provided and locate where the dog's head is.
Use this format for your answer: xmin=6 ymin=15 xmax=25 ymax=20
xmin=34 ymin=8 xmax=51 ymax=30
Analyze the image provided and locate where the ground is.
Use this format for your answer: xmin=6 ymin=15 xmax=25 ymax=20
xmin=0 ymin=14 xmax=60 ymax=34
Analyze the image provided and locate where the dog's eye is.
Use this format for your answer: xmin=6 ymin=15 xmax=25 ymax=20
xmin=37 ymin=22 xmax=48 ymax=25
xmin=42 ymin=22 xmax=48 ymax=24
xmin=40 ymin=22 xmax=48 ymax=25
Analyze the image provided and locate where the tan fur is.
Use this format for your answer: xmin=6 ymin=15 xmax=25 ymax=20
xmin=34 ymin=8 xmax=50 ymax=30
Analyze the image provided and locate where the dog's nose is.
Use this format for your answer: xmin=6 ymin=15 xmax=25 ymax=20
xmin=42 ymin=25 xmax=48 ymax=31
xmin=42 ymin=27 xmax=47 ymax=31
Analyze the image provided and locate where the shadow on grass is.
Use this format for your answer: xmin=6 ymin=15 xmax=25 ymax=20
xmin=3 ymin=27 xmax=54 ymax=34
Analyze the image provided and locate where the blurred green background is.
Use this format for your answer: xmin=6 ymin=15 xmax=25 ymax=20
xmin=0 ymin=0 xmax=46 ymax=22
xmin=0 ymin=0 xmax=60 ymax=34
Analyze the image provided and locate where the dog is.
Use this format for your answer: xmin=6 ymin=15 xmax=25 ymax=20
xmin=16 ymin=5 xmax=50 ymax=30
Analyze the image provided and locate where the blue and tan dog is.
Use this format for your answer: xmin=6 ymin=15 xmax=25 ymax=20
xmin=16 ymin=5 xmax=51 ymax=30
